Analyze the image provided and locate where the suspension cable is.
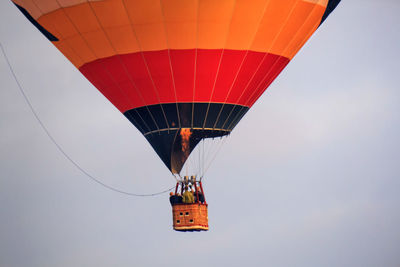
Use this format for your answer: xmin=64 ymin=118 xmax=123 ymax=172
xmin=0 ymin=42 xmax=174 ymax=197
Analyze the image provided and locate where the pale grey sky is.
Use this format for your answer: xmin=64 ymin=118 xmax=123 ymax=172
xmin=1 ymin=1 xmax=400 ymax=267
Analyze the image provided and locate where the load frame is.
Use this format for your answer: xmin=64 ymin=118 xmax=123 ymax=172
xmin=171 ymin=176 xmax=208 ymax=232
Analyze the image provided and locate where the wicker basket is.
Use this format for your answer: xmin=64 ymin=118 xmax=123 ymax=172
xmin=172 ymin=203 xmax=208 ymax=232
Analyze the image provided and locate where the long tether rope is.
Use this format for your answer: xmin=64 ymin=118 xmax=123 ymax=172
xmin=0 ymin=42 xmax=175 ymax=197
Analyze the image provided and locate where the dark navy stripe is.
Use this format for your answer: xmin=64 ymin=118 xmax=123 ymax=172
xmin=320 ymin=0 xmax=341 ymax=26
xmin=124 ymin=103 xmax=249 ymax=135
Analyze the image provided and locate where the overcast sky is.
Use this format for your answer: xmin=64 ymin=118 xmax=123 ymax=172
xmin=1 ymin=1 xmax=400 ymax=267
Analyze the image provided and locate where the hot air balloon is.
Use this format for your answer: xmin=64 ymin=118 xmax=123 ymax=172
xmin=12 ymin=0 xmax=340 ymax=231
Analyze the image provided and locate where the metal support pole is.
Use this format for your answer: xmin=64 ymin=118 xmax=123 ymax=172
xmin=174 ymin=182 xmax=179 ymax=194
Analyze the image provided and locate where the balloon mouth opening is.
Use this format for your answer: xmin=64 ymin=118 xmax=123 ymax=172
xmin=171 ymin=128 xmax=230 ymax=174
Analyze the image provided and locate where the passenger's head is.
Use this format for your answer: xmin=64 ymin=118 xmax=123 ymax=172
xmin=170 ymin=192 xmax=174 ymax=196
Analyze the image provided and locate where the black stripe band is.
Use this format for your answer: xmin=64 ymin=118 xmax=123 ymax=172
xmin=124 ymin=103 xmax=249 ymax=135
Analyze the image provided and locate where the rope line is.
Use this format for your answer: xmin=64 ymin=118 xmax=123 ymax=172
xmin=0 ymin=42 xmax=174 ymax=197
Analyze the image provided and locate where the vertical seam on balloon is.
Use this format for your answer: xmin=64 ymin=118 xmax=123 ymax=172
xmin=202 ymin=0 xmax=238 ymax=129
xmin=212 ymin=0 xmax=272 ymax=129
xmin=50 ymin=0 xmax=152 ymax=133
xmin=192 ymin=0 xmax=200 ymax=129
xmin=159 ymin=0 xmax=181 ymax=129
xmin=220 ymin=0 xmax=300 ymax=130
xmin=226 ymin=0 xmax=322 ymax=130
xmin=245 ymin=3 xmax=323 ymax=108
xmin=120 ymin=0 xmax=171 ymax=133
xmin=86 ymin=0 xmax=163 ymax=133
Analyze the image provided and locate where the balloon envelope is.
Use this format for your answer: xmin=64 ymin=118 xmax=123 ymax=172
xmin=13 ymin=0 xmax=340 ymax=173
